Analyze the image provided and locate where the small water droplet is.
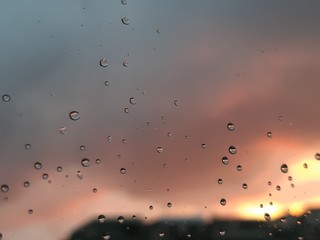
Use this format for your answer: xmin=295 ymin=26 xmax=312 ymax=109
xmin=132 ymin=215 xmax=136 ymax=219
xmin=167 ymin=202 xmax=172 ymax=208
xmin=77 ymin=170 xmax=83 ymax=180
xmin=1 ymin=184 xmax=9 ymax=193
xmin=121 ymin=17 xmax=130 ymax=25
xmin=228 ymin=146 xmax=237 ymax=154
xmin=2 ymin=94 xmax=11 ymax=102
xmin=236 ymin=165 xmax=242 ymax=171
xmin=98 ymin=214 xmax=106 ymax=223
xmin=81 ymin=158 xmax=91 ymax=167
xmin=218 ymin=178 xmax=223 ymax=184
xmin=220 ymin=198 xmax=226 ymax=206
xmin=157 ymin=147 xmax=163 ymax=153
xmin=303 ymin=163 xmax=308 ymax=169
xmin=28 ymin=209 xmax=34 ymax=214
xmin=187 ymin=234 xmax=191 ymax=238
xmin=173 ymin=100 xmax=179 ymax=106
xmin=219 ymin=229 xmax=226 ymax=236
xmin=100 ymin=58 xmax=108 ymax=67
xmin=276 ymin=185 xmax=281 ymax=191
xmin=122 ymin=139 xmax=127 ymax=144
xmin=167 ymin=132 xmax=172 ymax=137
xmin=25 ymin=144 xmax=32 ymax=150
xmin=227 ymin=122 xmax=235 ymax=131
xmin=105 ymin=81 xmax=110 ymax=86
xmin=120 ymin=168 xmax=126 ymax=174
xmin=288 ymin=176 xmax=292 ymax=181
xmin=59 ymin=126 xmax=68 ymax=135
xmin=121 ymin=0 xmax=127 ymax=5
xmin=291 ymin=183 xmax=295 ymax=188
xmin=69 ymin=111 xmax=80 ymax=121
xmin=80 ymin=145 xmax=86 ymax=151
xmin=23 ymin=181 xmax=30 ymax=188
xmin=280 ymin=217 xmax=286 ymax=223
xmin=264 ymin=213 xmax=271 ymax=221
xmin=222 ymin=156 xmax=229 ymax=165
xmin=315 ymin=153 xmax=320 ymax=160
xmin=159 ymin=232 xmax=165 ymax=237
xmin=122 ymin=60 xmax=129 ymax=67
xmin=260 ymin=204 xmax=263 ymax=208
xmin=280 ymin=164 xmax=288 ymax=173
xmin=129 ymin=97 xmax=136 ymax=105
xmin=118 ymin=216 xmax=125 ymax=223
xmin=149 ymin=205 xmax=153 ymax=210
xmin=242 ymin=183 xmax=248 ymax=189
xmin=57 ymin=166 xmax=63 ymax=172
xmin=103 ymin=233 xmax=111 ymax=240
xmin=267 ymin=132 xmax=272 ymax=138
xmin=42 ymin=173 xmax=49 ymax=180
xmin=34 ymin=162 xmax=42 ymax=170
xmin=124 ymin=107 xmax=130 ymax=113
xmin=278 ymin=116 xmax=283 ymax=121
xmin=268 ymin=181 xmax=272 ymax=186
xmin=93 ymin=188 xmax=97 ymax=193
xmin=95 ymin=159 xmax=101 ymax=164
xmin=201 ymin=143 xmax=207 ymax=149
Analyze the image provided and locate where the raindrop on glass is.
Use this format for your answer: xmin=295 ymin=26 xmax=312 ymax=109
xmin=167 ymin=132 xmax=172 ymax=137
xmin=236 ymin=165 xmax=242 ymax=171
xmin=167 ymin=202 xmax=172 ymax=208
xmin=34 ymin=162 xmax=42 ymax=170
xmin=100 ymin=58 xmax=108 ymax=67
xmin=278 ymin=116 xmax=283 ymax=121
xmin=24 ymin=181 xmax=30 ymax=188
xmin=25 ymin=144 xmax=32 ymax=150
xmin=118 ymin=216 xmax=125 ymax=223
xmin=149 ymin=205 xmax=153 ymax=210
xmin=201 ymin=143 xmax=207 ymax=149
xmin=95 ymin=159 xmax=101 ymax=164
xmin=227 ymin=122 xmax=235 ymax=131
xmin=104 ymin=81 xmax=110 ymax=87
xmin=129 ymin=97 xmax=136 ymax=105
xmin=1 ymin=184 xmax=9 ymax=193
xmin=187 ymin=234 xmax=191 ymax=238
xmin=2 ymin=94 xmax=11 ymax=102
xmin=267 ymin=132 xmax=272 ymax=138
xmin=120 ymin=168 xmax=126 ymax=174
xmin=242 ymin=183 xmax=248 ymax=189
xmin=228 ymin=146 xmax=237 ymax=154
xmin=288 ymin=176 xmax=292 ymax=181
xmin=80 ymin=145 xmax=86 ymax=151
xmin=124 ymin=107 xmax=130 ymax=113
xmin=222 ymin=156 xmax=229 ymax=165
xmin=268 ymin=181 xmax=272 ymax=186
xmin=103 ymin=233 xmax=111 ymax=240
xmin=220 ymin=198 xmax=226 ymax=206
xmin=303 ymin=163 xmax=308 ymax=169
xmin=280 ymin=164 xmax=288 ymax=173
xmin=59 ymin=126 xmax=68 ymax=135
xmin=159 ymin=233 xmax=165 ymax=237
xmin=315 ymin=153 xmax=320 ymax=160
xmin=121 ymin=0 xmax=127 ymax=5
xmin=42 ymin=173 xmax=49 ymax=180
xmin=98 ymin=214 xmax=106 ymax=223
xmin=93 ymin=188 xmax=97 ymax=193
xmin=280 ymin=217 xmax=286 ymax=223
xmin=77 ymin=171 xmax=83 ymax=180
xmin=264 ymin=213 xmax=271 ymax=221
xmin=122 ymin=60 xmax=129 ymax=67
xmin=173 ymin=100 xmax=179 ymax=106
xmin=28 ymin=209 xmax=34 ymax=214
xmin=121 ymin=17 xmax=130 ymax=25
xmin=107 ymin=136 xmax=112 ymax=142
xmin=132 ymin=215 xmax=136 ymax=219
xmin=219 ymin=229 xmax=226 ymax=236
xmin=276 ymin=185 xmax=281 ymax=191
xmin=57 ymin=166 xmax=63 ymax=172
xmin=157 ymin=147 xmax=163 ymax=153
xmin=69 ymin=111 xmax=80 ymax=121
xmin=218 ymin=178 xmax=223 ymax=184
xmin=291 ymin=183 xmax=295 ymax=188
xmin=81 ymin=158 xmax=91 ymax=167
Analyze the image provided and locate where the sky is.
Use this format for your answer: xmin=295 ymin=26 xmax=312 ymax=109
xmin=1 ymin=0 xmax=320 ymax=239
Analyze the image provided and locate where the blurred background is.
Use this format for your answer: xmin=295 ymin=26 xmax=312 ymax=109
xmin=1 ymin=0 xmax=320 ymax=239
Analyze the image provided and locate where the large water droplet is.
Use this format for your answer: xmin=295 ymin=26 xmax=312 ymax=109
xmin=121 ymin=17 xmax=130 ymax=25
xmin=1 ymin=184 xmax=9 ymax=193
xmin=315 ymin=153 xmax=320 ymax=160
xmin=81 ymin=158 xmax=91 ymax=167
xmin=98 ymin=214 xmax=106 ymax=223
xmin=228 ymin=146 xmax=237 ymax=154
xmin=59 ymin=126 xmax=68 ymax=135
xmin=2 ymin=94 xmax=11 ymax=102
xmin=100 ymin=58 xmax=108 ymax=67
xmin=129 ymin=97 xmax=136 ymax=105
xmin=118 ymin=216 xmax=125 ymax=223
xmin=220 ymin=198 xmax=226 ymax=206
xmin=222 ymin=156 xmax=229 ymax=165
xmin=264 ymin=213 xmax=271 ymax=221
xmin=69 ymin=111 xmax=80 ymax=121
xmin=227 ymin=122 xmax=235 ymax=131
xmin=157 ymin=147 xmax=163 ymax=153
xmin=34 ymin=162 xmax=42 ymax=170
xmin=280 ymin=164 xmax=288 ymax=173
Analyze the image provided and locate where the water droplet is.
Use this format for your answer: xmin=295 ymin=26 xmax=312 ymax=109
xmin=118 ymin=216 xmax=125 ymax=223
xmin=103 ymin=233 xmax=111 ymax=240
xmin=95 ymin=159 xmax=101 ymax=164
xmin=105 ymin=81 xmax=110 ymax=86
xmin=77 ymin=170 xmax=83 ymax=180
xmin=25 ymin=144 xmax=32 ymax=150
xmin=236 ymin=165 xmax=242 ymax=171
xmin=159 ymin=232 xmax=165 ymax=237
xmin=220 ymin=198 xmax=226 ymax=206
xmin=42 ymin=173 xmax=49 ymax=180
xmin=122 ymin=60 xmax=129 ymax=67
xmin=303 ymin=163 xmax=308 ymax=169
xmin=129 ymin=97 xmax=136 ymax=105
xmin=121 ymin=0 xmax=127 ymax=5
xmin=267 ymin=132 xmax=272 ymax=138
xmin=280 ymin=164 xmax=288 ymax=173
xmin=121 ymin=17 xmax=130 ymax=25
xmin=219 ymin=229 xmax=226 ymax=236
xmin=120 ymin=168 xmax=126 ymax=174
xmin=280 ymin=217 xmax=286 ymax=223
xmin=23 ymin=181 xmax=30 ymax=188
xmin=298 ymin=237 xmax=303 ymax=240
xmin=228 ymin=146 xmax=237 ymax=154
xmin=2 ymin=94 xmax=11 ymax=102
xmin=264 ymin=213 xmax=271 ymax=221
xmin=34 ymin=162 xmax=42 ymax=170
xmin=100 ymin=58 xmax=108 ymax=67
xmin=291 ymin=183 xmax=295 ymax=188
xmin=98 ymin=214 xmax=106 ymax=223
xmin=59 ymin=126 xmax=68 ymax=135
xmin=218 ymin=178 xmax=223 ymax=184
xmin=69 ymin=111 xmax=80 ymax=121
xmin=167 ymin=202 xmax=172 ymax=208
xmin=242 ymin=183 xmax=248 ymax=189
xmin=222 ymin=156 xmax=229 ymax=165
xmin=1 ymin=184 xmax=9 ymax=193
xmin=288 ymin=176 xmax=292 ymax=181
xmin=156 ymin=29 xmax=160 ymax=34
xmin=124 ymin=107 xmax=130 ymax=113
xmin=157 ymin=147 xmax=163 ymax=153
xmin=173 ymin=100 xmax=179 ymax=106
xmin=268 ymin=181 xmax=272 ymax=186
xmin=149 ymin=205 xmax=153 ymax=210
xmin=122 ymin=139 xmax=127 ymax=144
xmin=81 ymin=158 xmax=91 ymax=167
xmin=260 ymin=204 xmax=263 ymax=208
xmin=201 ymin=143 xmax=207 ymax=149
xmin=28 ymin=209 xmax=33 ymax=214
xmin=80 ymin=145 xmax=86 ymax=151
xmin=167 ymin=132 xmax=172 ymax=137
xmin=93 ymin=188 xmax=97 ymax=193
xmin=132 ymin=215 xmax=136 ymax=219
xmin=276 ymin=185 xmax=281 ymax=191
xmin=278 ymin=116 xmax=283 ymax=121
xmin=57 ymin=166 xmax=63 ymax=172
xmin=315 ymin=153 xmax=320 ymax=160
xmin=227 ymin=122 xmax=235 ymax=131
xmin=187 ymin=234 xmax=191 ymax=238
